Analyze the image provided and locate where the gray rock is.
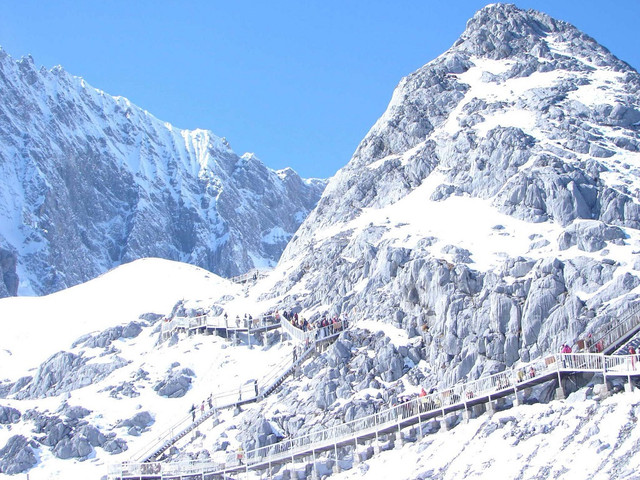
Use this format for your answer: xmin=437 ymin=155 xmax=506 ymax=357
xmin=53 ymin=434 xmax=93 ymax=459
xmin=63 ymin=405 xmax=90 ymax=421
xmin=558 ymin=220 xmax=626 ymax=252
xmin=0 ymin=406 xmax=21 ymax=424
xmin=103 ymin=438 xmax=128 ymax=455
xmin=154 ymin=369 xmax=195 ymax=398
xmin=76 ymin=425 xmax=107 ymax=447
xmin=0 ymin=248 xmax=19 ymax=297
xmin=17 ymin=351 xmax=128 ymax=398
xmin=119 ymin=411 xmax=154 ymax=432
xmin=0 ymin=435 xmax=38 ymax=474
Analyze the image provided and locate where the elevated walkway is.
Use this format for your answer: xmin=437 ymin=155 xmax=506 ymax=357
xmin=131 ymin=322 xmax=342 ymax=464
xmin=160 ymin=314 xmax=281 ymax=343
xmin=110 ymin=352 xmax=640 ymax=480
xmin=109 ymin=302 xmax=640 ymax=480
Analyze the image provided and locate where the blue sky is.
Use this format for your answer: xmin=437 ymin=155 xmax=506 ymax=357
xmin=1 ymin=1 xmax=638 ymax=179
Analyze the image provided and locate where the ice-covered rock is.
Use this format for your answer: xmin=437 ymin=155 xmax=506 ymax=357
xmin=0 ymin=405 xmax=21 ymax=424
xmin=14 ymin=351 xmax=128 ymax=399
xmin=118 ymin=411 xmax=154 ymax=436
xmin=271 ymin=3 xmax=640 ymax=391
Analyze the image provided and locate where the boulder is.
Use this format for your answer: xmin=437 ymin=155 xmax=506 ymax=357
xmin=154 ymin=369 xmax=195 ymax=398
xmin=0 ymin=435 xmax=37 ymax=474
xmin=558 ymin=220 xmax=625 ymax=252
xmin=0 ymin=406 xmax=21 ymax=424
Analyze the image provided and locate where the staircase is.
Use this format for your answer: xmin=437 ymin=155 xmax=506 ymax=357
xmin=130 ymin=322 xmax=343 ymax=464
xmin=585 ymin=302 xmax=640 ymax=354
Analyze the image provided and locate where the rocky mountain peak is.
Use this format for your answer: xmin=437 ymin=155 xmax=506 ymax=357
xmin=454 ymin=3 xmax=632 ymax=71
xmin=0 ymin=49 xmax=326 ymax=296
xmin=275 ymin=4 xmax=640 ymax=389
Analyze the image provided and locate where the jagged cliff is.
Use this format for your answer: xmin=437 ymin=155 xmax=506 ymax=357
xmin=0 ymin=51 xmax=325 ymax=296
xmin=272 ymin=3 xmax=640 ymax=385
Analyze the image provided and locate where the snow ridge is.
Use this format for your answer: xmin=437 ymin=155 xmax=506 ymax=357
xmin=0 ymin=49 xmax=326 ymax=296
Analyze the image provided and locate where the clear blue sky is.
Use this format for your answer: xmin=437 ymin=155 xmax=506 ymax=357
xmin=1 ymin=1 xmax=638 ymax=179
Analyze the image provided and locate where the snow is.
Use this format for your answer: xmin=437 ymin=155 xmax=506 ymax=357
xmin=330 ymin=391 xmax=640 ymax=480
xmin=0 ymin=258 xmax=240 ymax=379
xmin=262 ymin=226 xmax=290 ymax=245
xmin=0 ymin=257 xmax=299 ymax=479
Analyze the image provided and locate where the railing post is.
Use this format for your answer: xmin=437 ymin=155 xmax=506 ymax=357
xmin=333 ymin=441 xmax=340 ymax=474
xmin=311 ymin=449 xmax=319 ymax=480
xmin=353 ymin=438 xmax=359 ymax=465
xmin=395 ymin=421 xmax=403 ymax=449
xmin=290 ymin=451 xmax=295 ymax=480
xmin=556 ymin=355 xmax=565 ymax=400
xmin=486 ymin=394 xmax=495 ymax=416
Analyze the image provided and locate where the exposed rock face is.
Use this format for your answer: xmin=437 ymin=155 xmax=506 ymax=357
xmin=273 ymin=4 xmax=640 ymax=388
xmin=24 ymin=408 xmax=125 ymax=462
xmin=154 ymin=368 xmax=195 ymax=398
xmin=0 ymin=435 xmax=38 ymax=474
xmin=0 ymin=405 xmax=21 ymax=424
xmin=0 ymin=50 xmax=326 ymax=296
xmin=11 ymin=351 xmax=128 ymax=399
xmin=0 ymin=248 xmax=18 ymax=296
xmin=118 ymin=411 xmax=154 ymax=436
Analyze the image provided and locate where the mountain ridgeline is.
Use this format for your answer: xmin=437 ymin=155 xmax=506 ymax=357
xmin=274 ymin=4 xmax=640 ymax=385
xmin=0 ymin=51 xmax=325 ymax=296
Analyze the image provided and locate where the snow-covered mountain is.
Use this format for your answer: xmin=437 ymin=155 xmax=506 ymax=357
xmin=272 ymin=2 xmax=640 ymax=386
xmin=0 ymin=51 xmax=325 ymax=297
xmin=3 ymin=3 xmax=640 ymax=479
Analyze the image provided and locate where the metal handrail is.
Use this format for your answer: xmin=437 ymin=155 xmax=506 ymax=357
xmin=281 ymin=318 xmax=346 ymax=345
xmin=161 ymin=314 xmax=277 ymax=336
xmin=585 ymin=302 xmax=640 ymax=353
xmin=111 ymin=352 xmax=640 ymax=478
xmin=131 ymin=323 xmax=342 ymax=463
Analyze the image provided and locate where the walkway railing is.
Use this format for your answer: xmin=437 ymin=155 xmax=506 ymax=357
xmin=585 ymin=302 xmax=640 ymax=353
xmin=130 ymin=322 xmax=342 ymax=463
xmin=109 ymin=352 xmax=640 ymax=479
xmin=230 ymin=269 xmax=270 ymax=285
xmin=160 ymin=314 xmax=277 ymax=337
xmin=281 ymin=318 xmax=346 ymax=345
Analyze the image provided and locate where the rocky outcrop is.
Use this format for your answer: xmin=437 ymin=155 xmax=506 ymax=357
xmin=0 ymin=248 xmax=18 ymax=296
xmin=0 ymin=405 xmax=21 ymax=424
xmin=72 ymin=321 xmax=144 ymax=349
xmin=272 ymin=4 xmax=640 ymax=391
xmin=154 ymin=368 xmax=195 ymax=398
xmin=0 ymin=435 xmax=37 ymax=474
xmin=26 ymin=408 xmax=125 ymax=460
xmin=12 ymin=351 xmax=128 ymax=399
xmin=117 ymin=411 xmax=154 ymax=436
xmin=0 ymin=49 xmax=326 ymax=297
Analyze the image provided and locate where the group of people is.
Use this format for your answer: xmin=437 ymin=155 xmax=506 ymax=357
xmin=276 ymin=309 xmax=347 ymax=336
xmin=190 ymin=394 xmax=214 ymax=422
xmin=222 ymin=312 xmax=263 ymax=329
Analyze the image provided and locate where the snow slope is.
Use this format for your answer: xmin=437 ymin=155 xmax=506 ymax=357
xmin=3 ymin=4 xmax=640 ymax=480
xmin=0 ymin=258 xmax=239 ymax=379
xmin=0 ymin=258 xmax=294 ymax=478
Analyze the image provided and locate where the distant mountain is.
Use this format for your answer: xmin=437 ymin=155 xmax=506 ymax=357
xmin=274 ymin=3 xmax=640 ymax=384
xmin=0 ymin=51 xmax=326 ymax=296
